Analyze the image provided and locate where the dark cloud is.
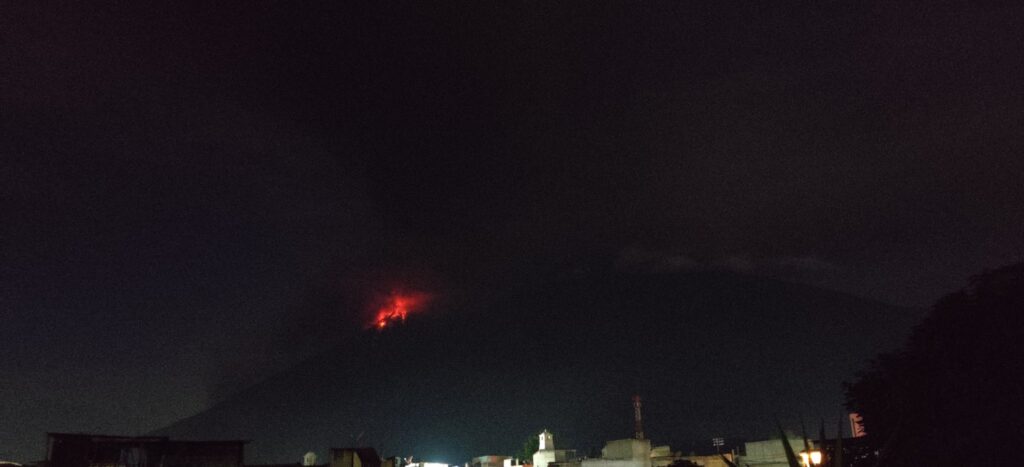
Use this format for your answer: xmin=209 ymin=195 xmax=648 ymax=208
xmin=616 ymin=247 xmax=837 ymax=279
xmin=615 ymin=246 xmax=701 ymax=273
xmin=777 ymin=256 xmax=837 ymax=272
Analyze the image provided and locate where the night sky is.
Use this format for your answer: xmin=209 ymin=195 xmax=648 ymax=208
xmin=3 ymin=1 xmax=1023 ymax=463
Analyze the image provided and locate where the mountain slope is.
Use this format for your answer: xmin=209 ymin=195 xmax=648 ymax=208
xmin=155 ymin=271 xmax=920 ymax=463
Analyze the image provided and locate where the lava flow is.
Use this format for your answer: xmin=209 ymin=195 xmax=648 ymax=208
xmin=371 ymin=291 xmax=432 ymax=330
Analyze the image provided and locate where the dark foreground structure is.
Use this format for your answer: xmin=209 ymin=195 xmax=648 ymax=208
xmin=845 ymin=262 xmax=1024 ymax=466
xmin=41 ymin=433 xmax=246 ymax=467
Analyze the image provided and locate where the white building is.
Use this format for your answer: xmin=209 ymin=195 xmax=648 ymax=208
xmin=736 ymin=435 xmax=808 ymax=467
xmin=532 ymin=430 xmax=575 ymax=467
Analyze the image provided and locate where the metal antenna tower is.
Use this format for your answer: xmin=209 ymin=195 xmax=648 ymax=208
xmin=633 ymin=395 xmax=644 ymax=440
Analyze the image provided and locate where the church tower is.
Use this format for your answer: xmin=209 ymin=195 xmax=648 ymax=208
xmin=539 ymin=429 xmax=554 ymax=450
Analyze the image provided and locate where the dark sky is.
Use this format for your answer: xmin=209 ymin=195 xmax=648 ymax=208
xmin=2 ymin=0 xmax=1023 ymax=462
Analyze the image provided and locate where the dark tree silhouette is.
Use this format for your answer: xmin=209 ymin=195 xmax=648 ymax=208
xmin=516 ymin=434 xmax=540 ymax=464
xmin=667 ymin=460 xmax=700 ymax=467
xmin=845 ymin=263 xmax=1024 ymax=466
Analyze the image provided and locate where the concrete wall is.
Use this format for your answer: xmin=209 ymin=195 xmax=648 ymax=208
xmin=600 ymin=440 xmax=650 ymax=462
xmin=737 ymin=437 xmax=805 ymax=467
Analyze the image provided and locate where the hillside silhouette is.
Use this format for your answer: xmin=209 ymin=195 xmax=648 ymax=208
xmin=155 ymin=270 xmax=918 ymax=463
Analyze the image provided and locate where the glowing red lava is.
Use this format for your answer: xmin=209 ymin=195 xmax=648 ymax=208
xmin=371 ymin=291 xmax=431 ymax=330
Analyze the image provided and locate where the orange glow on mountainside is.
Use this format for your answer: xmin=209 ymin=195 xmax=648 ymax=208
xmin=371 ymin=291 xmax=432 ymax=330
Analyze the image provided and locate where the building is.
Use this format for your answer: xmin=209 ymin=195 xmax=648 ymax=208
xmin=813 ymin=436 xmax=878 ymax=467
xmin=581 ymin=438 xmax=650 ymax=467
xmin=532 ymin=431 xmax=574 ymax=467
xmin=330 ymin=449 xmax=381 ymax=467
xmin=648 ymin=445 xmax=680 ymax=467
xmin=42 ymin=433 xmax=246 ymax=467
xmin=577 ymin=396 xmax=689 ymax=467
xmin=675 ymin=454 xmax=735 ymax=467
xmin=734 ymin=435 xmax=806 ymax=467
xmin=243 ymin=450 xmax=332 ymax=467
xmin=580 ymin=439 xmax=686 ymax=467
xmin=470 ymin=456 xmax=509 ymax=467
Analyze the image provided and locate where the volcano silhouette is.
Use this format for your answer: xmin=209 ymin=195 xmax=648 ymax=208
xmin=154 ymin=270 xmax=917 ymax=463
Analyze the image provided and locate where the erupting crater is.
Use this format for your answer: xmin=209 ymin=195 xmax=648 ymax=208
xmin=370 ymin=291 xmax=432 ymax=330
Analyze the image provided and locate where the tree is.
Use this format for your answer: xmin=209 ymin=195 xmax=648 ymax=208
xmin=516 ymin=434 xmax=540 ymax=464
xmin=845 ymin=263 xmax=1024 ymax=466
xmin=667 ymin=460 xmax=700 ymax=467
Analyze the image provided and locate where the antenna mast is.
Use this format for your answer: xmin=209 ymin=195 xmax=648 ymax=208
xmin=633 ymin=395 xmax=644 ymax=440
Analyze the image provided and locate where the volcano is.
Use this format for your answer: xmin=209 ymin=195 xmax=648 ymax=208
xmin=154 ymin=270 xmax=919 ymax=463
